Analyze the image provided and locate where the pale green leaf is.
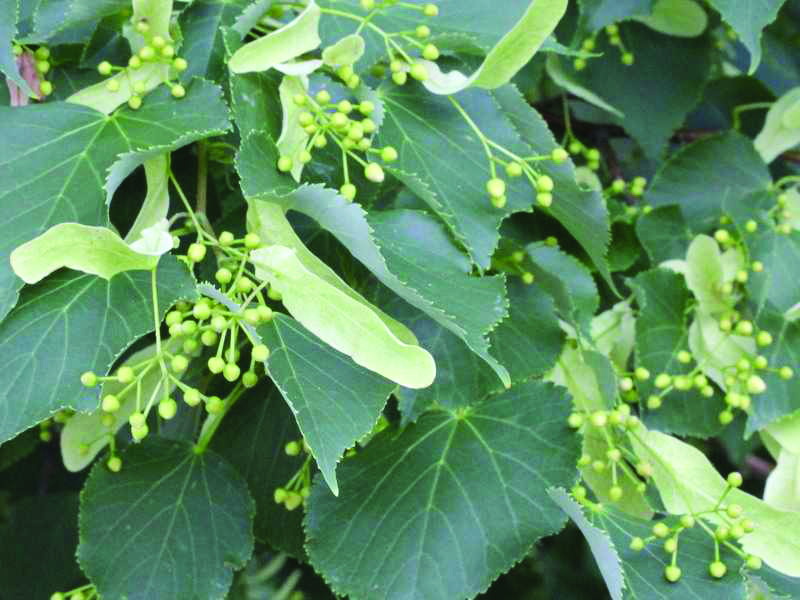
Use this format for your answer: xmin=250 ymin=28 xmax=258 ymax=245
xmin=419 ymin=0 xmax=568 ymax=94
xmin=547 ymin=345 xmax=616 ymax=413
xmin=591 ymin=301 xmax=636 ymax=371
xmin=765 ymin=413 xmax=800 ymax=454
xmin=306 ymin=381 xmax=581 ymax=600
xmin=764 ymin=449 xmax=800 ymax=512
xmin=689 ymin=310 xmax=756 ymax=390
xmin=707 ymin=0 xmax=787 ymax=73
xmin=124 ymin=155 xmax=171 ymax=244
xmin=322 ymin=33 xmax=365 ymax=66
xmin=686 ymin=234 xmax=737 ymax=315
xmin=276 ymin=75 xmax=311 ymax=181
xmin=132 ymin=0 xmax=173 ymax=43
xmin=228 ymin=1 xmax=321 ymax=73
xmin=755 ymin=88 xmax=800 ymax=163
xmin=632 ymin=428 xmax=800 ymax=577
xmin=632 ymin=0 xmax=709 ymax=37
xmin=78 ymin=438 xmax=255 ymax=600
xmin=0 ymin=1 xmax=31 ymax=96
xmin=10 ymin=223 xmax=160 ymax=284
xmin=60 ymin=341 xmax=178 ymax=472
xmin=251 ymin=244 xmax=435 ymax=388
xmin=257 ymin=314 xmax=395 ymax=496
xmin=0 ymin=256 xmax=196 ymax=445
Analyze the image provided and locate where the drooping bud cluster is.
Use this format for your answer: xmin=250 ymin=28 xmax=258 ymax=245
xmin=574 ymin=23 xmax=635 ymax=71
xmin=9 ymin=45 xmax=54 ymax=102
xmin=274 ymin=438 xmax=314 ymax=511
xmin=628 ymin=472 xmax=762 ymax=584
xmin=278 ymin=88 xmax=397 ymax=201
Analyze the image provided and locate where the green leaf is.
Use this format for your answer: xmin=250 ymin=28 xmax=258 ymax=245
xmin=276 ymin=75 xmax=312 ymax=181
xmin=578 ymin=0 xmax=655 ymax=31
xmin=591 ymin=301 xmax=636 ymax=371
xmin=26 ymin=0 xmax=128 ymax=43
xmin=178 ymin=0 xmax=251 ymax=82
xmin=562 ymin=22 xmax=713 ymax=158
xmin=375 ymin=84 xmax=536 ymax=270
xmin=747 ymin=227 xmax=800 ymax=316
xmin=0 ymin=79 xmax=230 ymax=321
xmin=322 ymin=33 xmax=365 ymax=66
xmin=492 ymin=85 xmax=614 ymax=289
xmin=228 ymin=1 xmax=321 ymax=73
xmin=595 ymin=507 xmax=749 ymax=599
xmin=257 ymin=314 xmax=395 ymax=495
xmin=754 ymin=88 xmax=800 ymax=163
xmin=305 ymin=380 xmax=581 ymax=600
xmin=548 ymin=489 xmax=625 ymax=600
xmin=526 ymin=243 xmax=599 ymax=334
xmin=78 ymin=438 xmax=255 ymax=599
xmin=636 ymin=205 xmax=692 ymax=265
xmin=688 ymin=310 xmax=755 ymax=391
xmin=548 ymin=345 xmax=616 ymax=412
xmin=632 ymin=0 xmax=709 ymax=38
xmin=59 ymin=340 xmax=178 ymax=472
xmin=707 ymin=0 xmax=788 ymax=73
xmin=419 ymin=0 xmax=568 ymax=94
xmin=10 ymin=223 xmax=162 ymax=284
xmin=646 ymin=132 xmax=771 ymax=232
xmin=631 ymin=269 xmax=725 ymax=437
xmin=545 ymin=54 xmax=624 ymax=118
xmin=251 ymin=193 xmax=512 ymax=385
xmin=210 ymin=382 xmax=307 ymax=558
xmin=0 ymin=1 xmax=31 ymax=96
xmin=0 ymin=256 xmax=196 ymax=446
xmin=0 ymin=493 xmax=83 ymax=599
xmin=764 ymin=448 xmax=800 ymax=511
xmin=250 ymin=244 xmax=436 ymax=389
xmin=631 ymin=428 xmax=800 ymax=577
xmin=750 ymin=564 xmax=800 ymax=599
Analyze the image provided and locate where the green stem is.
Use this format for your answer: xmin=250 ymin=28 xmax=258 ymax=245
xmin=732 ymin=102 xmax=773 ymax=131
xmin=150 ymin=268 xmax=169 ymax=379
xmin=194 ymin=384 xmax=246 ymax=453
xmin=448 ymin=96 xmax=496 ymax=176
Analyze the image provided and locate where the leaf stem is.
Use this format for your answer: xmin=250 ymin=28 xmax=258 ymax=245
xmin=196 ymin=140 xmax=208 ymax=215
xmin=194 ymin=383 xmax=246 ymax=453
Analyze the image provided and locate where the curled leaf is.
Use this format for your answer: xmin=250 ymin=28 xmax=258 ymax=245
xmin=322 ymin=33 xmax=365 ymax=67
xmin=632 ymin=0 xmax=708 ymax=38
xmin=755 ymin=88 xmax=800 ymax=163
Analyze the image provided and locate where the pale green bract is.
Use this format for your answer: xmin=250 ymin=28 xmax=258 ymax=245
xmin=685 ymin=234 xmax=742 ymax=314
xmin=688 ymin=310 xmax=755 ymax=389
xmin=10 ymin=222 xmax=171 ymax=284
xmin=228 ymin=1 xmax=322 ymax=74
xmin=590 ymin=301 xmax=636 ymax=371
xmin=632 ymin=0 xmax=708 ymax=38
xmin=250 ymin=244 xmax=436 ymax=389
xmin=66 ymin=63 xmax=170 ymax=115
xmin=755 ymin=88 xmax=800 ymax=163
xmin=60 ymin=341 xmax=177 ymax=472
xmin=124 ymin=156 xmax=171 ymax=244
xmin=764 ymin=449 xmax=800 ymax=512
xmin=420 ymin=0 xmax=567 ymax=94
xmin=276 ymin=76 xmax=311 ymax=181
xmin=132 ymin=0 xmax=174 ymax=45
xmin=631 ymin=428 xmax=800 ymax=576
xmin=322 ymin=33 xmax=365 ymax=66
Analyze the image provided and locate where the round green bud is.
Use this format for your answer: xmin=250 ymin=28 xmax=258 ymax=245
xmin=409 ymin=62 xmax=428 ymax=81
xmin=200 ymin=330 xmax=218 ymax=347
xmin=663 ymin=537 xmax=678 ymax=554
xmin=106 ymin=79 xmax=120 ymax=92
xmin=171 ymin=84 xmax=186 ymax=98
xmin=128 ymin=55 xmax=142 ymax=69
xmin=608 ymin=485 xmax=623 ymax=501
xmin=243 ymin=232 xmax=261 ymax=249
xmin=521 ymin=271 xmax=534 ymax=285
xmin=416 ymin=24 xmax=431 ymax=38
xmin=780 ymin=366 xmax=794 ymax=380
xmin=753 ymin=355 xmax=768 ymax=370
xmin=139 ymin=45 xmax=156 ymax=61
xmin=756 ymin=331 xmax=773 ymax=346
xmin=215 ymin=268 xmax=232 ymax=285
xmin=251 ymin=344 xmax=270 ymax=362
xmin=747 ymin=374 xmax=767 ymax=395
xmin=422 ymin=43 xmax=440 ymax=61
xmin=674 ymin=375 xmax=691 ymax=391
xmin=676 ymin=350 xmax=691 ymax=364
xmin=208 ymin=356 xmax=225 ymax=374
xmin=551 ymin=147 xmax=569 ymax=163
xmin=360 ymin=0 xmax=375 ymax=10
xmin=647 ymin=395 xmax=663 ymax=409
xmin=166 ymin=310 xmax=183 ymax=327
xmin=131 ymin=423 xmax=149 ymax=441
xmin=719 ymin=410 xmax=734 ymax=425
xmin=184 ymin=388 xmax=201 ymax=407
xmin=284 ymin=491 xmax=303 ymax=511
xmin=217 ymin=231 xmax=234 ymax=246
xmin=536 ymin=175 xmax=555 ymax=193
xmin=170 ymin=354 xmax=189 ymax=374
xmin=257 ymin=305 xmax=273 ymax=322
xmin=714 ymin=229 xmax=731 ymax=244
xmin=727 ymin=471 xmax=743 ymax=487
xmin=236 ymin=277 xmax=253 ymax=294
xmin=485 ymin=178 xmax=505 ymax=199
xmin=125 ymin=94 xmax=142 ymax=110
xmin=172 ymin=57 xmax=188 ymax=72
xmin=158 ymin=398 xmax=178 ymax=420
xmin=679 ymin=514 xmax=695 ymax=528
xmin=347 ymin=74 xmax=360 ymax=89
xmin=187 ymin=242 xmax=206 ymax=262
xmin=192 ymin=303 xmax=211 ymax=321
xmin=364 ymin=163 xmax=385 ymax=183
xmin=98 ymin=61 xmax=113 ymax=75
xmin=607 ymin=448 xmax=622 ymax=463
xmin=636 ymin=462 xmax=654 ymax=478
xmin=378 ymin=146 xmax=399 ymax=163
xmin=242 ymin=371 xmax=258 ymax=388
xmin=347 ymin=122 xmax=365 ymax=141
xmin=274 ymin=487 xmax=288 ymax=504
xmin=629 ymin=536 xmax=645 ymax=551
xmin=735 ymin=269 xmax=749 ymax=283
xmin=81 ymin=371 xmax=98 ymax=387
xmin=652 ymin=522 xmax=670 ymax=538
xmin=243 ymin=308 xmax=261 ymax=326
xmin=741 ymin=518 xmax=755 ymax=532
xmin=392 ymin=71 xmax=408 ymax=85
xmin=35 ymin=47 xmax=50 ymax=60
xmin=151 ymin=35 xmax=166 ymax=49
xmin=276 ymin=155 xmax=293 ymax=175
xmin=709 ymin=560 xmax=727 ymax=579
xmin=423 ymin=3 xmax=439 ymax=16
xmin=621 ymin=52 xmax=634 ymax=66
xmin=100 ymin=414 xmax=115 ymax=428
xmin=736 ymin=320 xmax=754 ymax=336
xmin=664 ymin=565 xmax=681 ymax=583
xmin=654 ymin=373 xmax=672 ymax=389
xmin=116 ymin=366 xmax=135 ymax=384
xmin=285 ymin=440 xmax=302 ymax=456
xmin=744 ymin=219 xmax=758 ymax=233
xmin=102 ymin=395 xmax=121 ymax=413
xmin=752 ymin=260 xmax=764 ymax=272
xmin=619 ymin=377 xmax=634 ymax=392
xmin=135 ymin=20 xmax=150 ymax=34
xmin=223 ymin=363 xmax=240 ymax=382
xmin=590 ymin=411 xmax=607 ymax=428
xmin=129 ymin=411 xmax=146 ymax=428
xmin=39 ymin=80 xmax=53 ymax=96
xmin=107 ymin=456 xmax=122 ymax=472
xmin=566 ymin=413 xmax=583 ymax=428
xmin=726 ymin=503 xmax=743 ymax=518
xmin=206 ymin=396 xmax=224 ymax=414
xmin=746 ymin=555 xmax=762 ymax=570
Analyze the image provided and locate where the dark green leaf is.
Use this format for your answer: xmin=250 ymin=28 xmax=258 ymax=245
xmin=631 ymin=269 xmax=725 ymax=437
xmin=578 ymin=0 xmax=655 ymax=31
xmin=0 ymin=1 xmax=30 ymax=96
xmin=748 ymin=565 xmax=800 ymax=599
xmin=0 ymin=256 xmax=196 ymax=445
xmin=646 ymin=132 xmax=771 ymax=233
xmin=26 ymin=0 xmax=127 ymax=43
xmin=0 ymin=79 xmax=230 ymax=320
xmin=79 ymin=438 xmax=255 ymax=600
xmin=210 ymin=382 xmax=307 ymax=558
xmin=306 ymin=380 xmax=581 ymax=600
xmin=0 ymin=493 xmax=83 ymax=599
xmin=257 ymin=314 xmax=395 ymax=495
xmin=558 ymin=23 xmax=713 ymax=158
xmin=179 ymin=0 xmax=250 ymax=83
xmin=636 ymin=206 xmax=692 ymax=265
